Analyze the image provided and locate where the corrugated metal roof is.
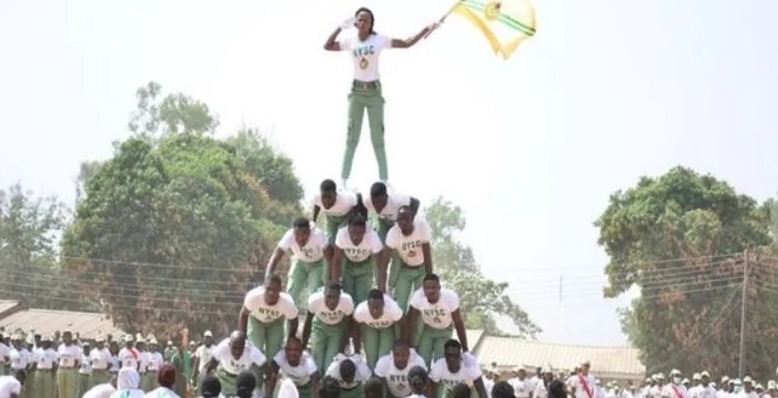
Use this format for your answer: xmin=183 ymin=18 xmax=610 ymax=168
xmin=474 ymin=336 xmax=645 ymax=377
xmin=0 ymin=300 xmax=19 ymax=315
xmin=0 ymin=308 xmax=125 ymax=340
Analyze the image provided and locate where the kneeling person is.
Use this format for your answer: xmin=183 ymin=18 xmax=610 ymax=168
xmin=353 ymin=289 xmax=403 ymax=370
xmin=303 ymin=282 xmax=355 ymax=375
xmin=332 ymin=214 xmax=385 ymax=304
xmin=374 ymin=341 xmax=427 ymax=398
xmin=325 ymin=353 xmax=372 ymax=398
xmin=205 ymin=331 xmax=267 ymax=398
xmin=429 ymin=339 xmax=487 ymax=398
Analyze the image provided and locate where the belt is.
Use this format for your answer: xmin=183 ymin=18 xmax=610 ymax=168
xmin=352 ymin=80 xmax=380 ymax=90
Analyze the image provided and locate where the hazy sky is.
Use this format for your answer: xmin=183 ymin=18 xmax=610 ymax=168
xmin=1 ymin=0 xmax=776 ymax=346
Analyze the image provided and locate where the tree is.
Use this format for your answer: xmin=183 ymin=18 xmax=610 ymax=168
xmin=128 ymin=81 xmax=219 ymax=136
xmin=61 ymin=83 xmax=303 ymax=338
xmin=0 ymin=184 xmax=74 ymax=309
xmin=424 ymin=197 xmax=540 ymax=337
xmin=595 ymin=166 xmax=775 ymax=378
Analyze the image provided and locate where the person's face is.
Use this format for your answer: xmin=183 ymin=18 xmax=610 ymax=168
xmin=109 ymin=342 xmax=119 ymax=354
xmin=284 ymin=340 xmax=303 ymax=365
xmin=264 ymin=280 xmax=282 ymax=305
xmin=96 ymin=341 xmax=104 ymax=350
xmin=83 ymin=346 xmax=91 ymax=355
xmin=371 ymin=193 xmax=387 ymax=212
xmin=321 ymin=191 xmax=337 ymax=209
xmin=293 ymin=226 xmax=311 ymax=247
xmin=348 ymin=223 xmax=366 ymax=245
xmin=367 ymin=297 xmax=384 ymax=319
xmin=581 ymin=364 xmax=590 ymax=374
xmin=204 ymin=336 xmax=213 ymax=346
xmin=702 ymin=376 xmax=709 ymax=384
xmin=63 ymin=333 xmax=73 ymax=345
xmin=42 ymin=341 xmax=51 ymax=349
xmin=325 ymin=288 xmax=341 ymax=310
xmin=392 ymin=345 xmax=410 ymax=369
xmin=518 ymin=370 xmax=526 ymax=380
xmin=355 ymin=11 xmax=373 ymax=36
xmin=230 ymin=339 xmax=245 ymax=359
xmin=423 ymin=279 xmax=440 ymax=302
xmin=444 ymin=346 xmax=461 ymax=371
xmin=397 ymin=211 xmax=414 ymax=232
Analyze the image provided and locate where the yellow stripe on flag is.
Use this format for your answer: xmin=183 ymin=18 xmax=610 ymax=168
xmin=451 ymin=0 xmax=537 ymax=60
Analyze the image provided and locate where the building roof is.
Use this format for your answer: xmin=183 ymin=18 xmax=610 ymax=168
xmin=0 ymin=308 xmax=124 ymax=340
xmin=0 ymin=300 xmax=20 ymax=316
xmin=474 ymin=336 xmax=645 ymax=377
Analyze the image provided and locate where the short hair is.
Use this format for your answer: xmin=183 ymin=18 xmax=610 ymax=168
xmin=320 ymin=179 xmax=337 ymax=192
xmin=367 ymin=289 xmax=384 ymax=301
xmin=423 ymin=273 xmax=440 ymax=284
xmin=547 ymin=380 xmax=567 ymax=398
xmin=339 ymin=359 xmax=356 ymax=380
xmin=265 ymin=274 xmax=283 ymax=286
xmin=292 ymin=217 xmax=310 ymax=229
xmin=349 ymin=213 xmax=367 ymax=227
xmin=364 ymin=377 xmax=384 ymax=398
xmin=392 ymin=339 xmax=410 ymax=350
xmin=444 ymin=339 xmax=462 ymax=351
xmin=452 ymin=383 xmax=472 ymax=398
xmin=492 ymin=381 xmax=515 ymax=398
xmin=370 ymin=182 xmax=387 ymax=197
xmin=286 ymin=335 xmax=303 ymax=347
xmin=408 ymin=366 xmax=428 ymax=383
xmin=200 ymin=374 xmax=222 ymax=398
xmin=236 ymin=371 xmax=257 ymax=398
xmin=158 ymin=364 xmax=176 ymax=388
xmin=320 ymin=375 xmax=341 ymax=398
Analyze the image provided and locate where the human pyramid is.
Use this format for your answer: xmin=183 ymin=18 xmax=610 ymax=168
xmin=202 ymin=6 xmax=491 ymax=398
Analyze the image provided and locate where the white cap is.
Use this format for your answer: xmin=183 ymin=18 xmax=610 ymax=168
xmin=203 ymin=330 xmax=213 ymax=338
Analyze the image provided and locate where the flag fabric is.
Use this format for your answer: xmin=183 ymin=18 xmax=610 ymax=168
xmin=451 ymin=0 xmax=537 ymax=60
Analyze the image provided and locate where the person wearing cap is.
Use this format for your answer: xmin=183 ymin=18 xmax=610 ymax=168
xmin=695 ymin=371 xmax=715 ymax=398
xmin=651 ymin=374 xmax=667 ymax=398
xmin=79 ymin=343 xmax=94 ymax=396
xmin=164 ymin=341 xmax=177 ymax=364
xmin=741 ymin=377 xmax=758 ymax=398
xmin=30 ymin=335 xmax=57 ymax=398
xmin=135 ymin=335 xmax=151 ymax=390
xmin=566 ymin=361 xmax=596 ymax=398
xmin=191 ymin=330 xmax=215 ymax=396
xmin=108 ymin=341 xmax=121 ymax=377
xmin=56 ymin=330 xmax=81 ymax=398
xmin=663 ymin=370 xmax=687 ymax=398
xmin=205 ymin=331 xmax=267 ymax=398
xmin=119 ymin=334 xmax=140 ymax=370
xmin=762 ymin=380 xmax=776 ymax=398
xmin=91 ymin=334 xmax=114 ymax=387
xmin=144 ymin=335 xmax=164 ymax=392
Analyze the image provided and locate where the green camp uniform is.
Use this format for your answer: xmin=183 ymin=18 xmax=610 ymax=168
xmin=334 ymin=226 xmax=384 ymax=304
xmin=33 ymin=368 xmax=56 ymax=398
xmin=315 ymin=191 xmax=360 ymax=246
xmin=278 ymin=228 xmax=328 ymax=307
xmin=410 ymin=288 xmax=459 ymax=366
xmin=325 ymin=353 xmax=372 ymax=398
xmin=244 ymin=286 xmax=300 ymax=360
xmin=307 ymin=291 xmax=355 ymax=374
xmin=57 ymin=344 xmax=81 ymax=398
xmin=275 ymin=351 xmax=319 ymax=398
xmin=172 ymin=350 xmax=192 ymax=397
xmin=384 ymin=218 xmax=432 ymax=312
xmin=77 ymin=355 xmax=92 ymax=396
xmin=342 ymin=79 xmax=388 ymax=182
xmin=355 ymin=296 xmax=403 ymax=369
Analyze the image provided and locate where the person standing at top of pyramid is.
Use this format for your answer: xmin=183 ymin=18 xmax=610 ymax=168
xmin=324 ymin=7 xmax=440 ymax=189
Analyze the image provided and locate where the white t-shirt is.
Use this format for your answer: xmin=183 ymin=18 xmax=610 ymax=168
xmin=567 ymin=374 xmax=598 ymax=398
xmin=353 ymin=295 xmax=403 ymax=329
xmin=90 ymin=348 xmax=113 ymax=371
xmin=58 ymin=343 xmax=81 ymax=368
xmin=79 ymin=354 xmax=93 ymax=374
xmin=194 ymin=344 xmax=215 ymax=373
xmin=364 ymin=192 xmax=412 ymax=222
xmin=325 ymin=353 xmax=372 ymax=389
xmin=244 ymin=286 xmax=300 ymax=324
xmin=146 ymin=352 xmax=164 ymax=372
xmin=374 ymin=349 xmax=428 ymax=398
xmin=8 ymin=348 xmax=30 ymax=370
xmin=511 ymin=378 xmax=534 ymax=398
xmin=308 ymin=291 xmax=355 ymax=325
xmin=144 ymin=386 xmax=182 ymax=398
xmin=338 ymin=34 xmax=392 ymax=82
xmin=118 ymin=347 xmax=139 ymax=369
xmin=314 ymin=191 xmax=359 ymax=217
xmin=430 ymin=353 xmax=482 ymax=393
xmin=211 ymin=338 xmax=266 ymax=376
xmin=385 ymin=218 xmax=432 ymax=266
xmin=273 ymin=350 xmax=319 ymax=387
xmin=278 ymin=227 xmax=327 ymax=262
xmin=409 ymin=288 xmax=460 ymax=329
xmin=82 ymin=383 xmax=116 ymax=398
xmin=34 ymin=347 xmax=59 ymax=369
xmin=335 ymin=226 xmax=383 ymax=263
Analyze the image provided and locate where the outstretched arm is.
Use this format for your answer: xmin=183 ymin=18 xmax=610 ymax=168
xmin=391 ymin=23 xmax=439 ymax=48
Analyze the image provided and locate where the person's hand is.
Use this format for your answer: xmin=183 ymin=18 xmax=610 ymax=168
xmin=339 ymin=16 xmax=356 ymax=30
xmin=428 ymin=21 xmax=441 ymax=32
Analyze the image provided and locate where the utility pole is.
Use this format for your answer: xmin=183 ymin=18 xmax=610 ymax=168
xmin=738 ymin=248 xmax=749 ymax=378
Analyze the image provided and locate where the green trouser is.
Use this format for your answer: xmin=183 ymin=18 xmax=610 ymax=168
xmin=142 ymin=371 xmax=157 ymax=391
xmin=0 ymin=363 xmax=6 ymax=376
xmin=312 ymin=318 xmax=347 ymax=375
xmin=248 ymin=316 xmax=286 ymax=360
xmin=217 ymin=365 xmax=263 ymax=397
xmin=392 ymin=264 xmax=426 ymax=313
xmin=34 ymin=369 xmax=56 ymax=398
xmin=342 ymin=256 xmax=375 ymax=305
xmin=361 ymin=324 xmax=395 ymax=370
xmin=90 ymin=369 xmax=110 ymax=387
xmin=324 ymin=213 xmax=349 ymax=245
xmin=417 ymin=325 xmax=453 ymax=366
xmin=341 ymin=384 xmax=364 ymax=398
xmin=78 ymin=372 xmax=91 ymax=395
xmin=57 ymin=367 xmax=78 ymax=398
xmin=374 ymin=217 xmax=402 ymax=291
xmin=342 ymin=80 xmax=388 ymax=181
xmin=287 ymin=258 xmax=325 ymax=308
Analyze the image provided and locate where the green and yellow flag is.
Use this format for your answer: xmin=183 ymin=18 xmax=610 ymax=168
xmin=451 ymin=0 xmax=537 ymax=60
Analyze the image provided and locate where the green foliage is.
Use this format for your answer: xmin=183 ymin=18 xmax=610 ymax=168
xmin=0 ymin=184 xmax=77 ymax=309
xmin=595 ymin=166 xmax=775 ymax=378
xmin=61 ymin=83 xmax=302 ymax=337
xmin=424 ymin=197 xmax=540 ymax=337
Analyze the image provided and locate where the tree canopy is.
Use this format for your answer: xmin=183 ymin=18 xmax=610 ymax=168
xmin=61 ymin=82 xmax=303 ymax=337
xmin=596 ymin=166 xmax=776 ymax=378
xmin=424 ymin=197 xmax=540 ymax=337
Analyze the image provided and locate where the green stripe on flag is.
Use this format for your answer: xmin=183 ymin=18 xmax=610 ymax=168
xmin=460 ymin=0 xmax=537 ymax=36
